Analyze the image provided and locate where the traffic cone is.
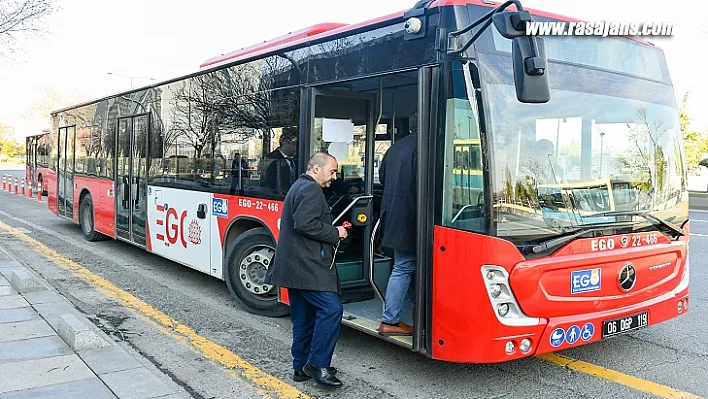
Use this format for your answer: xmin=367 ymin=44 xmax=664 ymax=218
xmin=2 ymin=175 xmax=6 ymax=191
xmin=28 ymin=181 xmax=33 ymax=198
xmin=37 ymin=183 xmax=43 ymax=201
xmin=14 ymin=178 xmax=18 ymax=194
xmin=21 ymin=179 xmax=25 ymax=196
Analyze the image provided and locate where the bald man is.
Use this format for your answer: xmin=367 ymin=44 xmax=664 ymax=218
xmin=265 ymin=152 xmax=348 ymax=388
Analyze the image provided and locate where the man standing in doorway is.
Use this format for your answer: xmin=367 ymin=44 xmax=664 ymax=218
xmin=377 ymin=111 xmax=418 ymax=336
xmin=263 ymin=127 xmax=299 ymax=194
xmin=265 ymin=152 xmax=349 ymax=388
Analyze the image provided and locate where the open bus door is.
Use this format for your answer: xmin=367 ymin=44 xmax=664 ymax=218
xmin=305 ymin=88 xmax=382 ymax=300
xmin=302 ymin=66 xmax=436 ymax=353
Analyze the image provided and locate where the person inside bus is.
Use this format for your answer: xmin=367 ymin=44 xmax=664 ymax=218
xmin=519 ymin=139 xmax=564 ymax=185
xmin=265 ymin=152 xmax=348 ymax=388
xmin=377 ymin=111 xmax=418 ymax=336
xmin=262 ymin=127 xmax=299 ymax=195
xmin=229 ymin=152 xmax=248 ymax=195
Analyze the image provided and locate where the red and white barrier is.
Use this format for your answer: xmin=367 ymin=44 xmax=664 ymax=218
xmin=2 ymin=175 xmax=6 ymax=191
xmin=37 ymin=183 xmax=43 ymax=201
xmin=14 ymin=177 xmax=18 ymax=194
xmin=20 ymin=179 xmax=25 ymax=196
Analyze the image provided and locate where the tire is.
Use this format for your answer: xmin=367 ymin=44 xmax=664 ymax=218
xmin=224 ymin=227 xmax=289 ymax=317
xmin=79 ymin=195 xmax=102 ymax=242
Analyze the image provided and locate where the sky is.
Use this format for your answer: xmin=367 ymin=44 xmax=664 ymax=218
xmin=0 ymin=0 xmax=706 ymax=140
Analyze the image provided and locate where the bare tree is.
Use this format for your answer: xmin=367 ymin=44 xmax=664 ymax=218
xmin=0 ymin=0 xmax=56 ymax=55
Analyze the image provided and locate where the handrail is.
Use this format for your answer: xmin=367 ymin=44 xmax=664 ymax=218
xmin=368 ymin=218 xmax=386 ymax=309
xmin=331 ymin=195 xmax=373 ymax=224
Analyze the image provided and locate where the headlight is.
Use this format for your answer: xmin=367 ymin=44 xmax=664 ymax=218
xmin=498 ymin=303 xmax=510 ymax=317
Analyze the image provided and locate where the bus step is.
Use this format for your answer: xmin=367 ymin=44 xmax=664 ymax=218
xmin=341 ymin=312 xmax=413 ymax=349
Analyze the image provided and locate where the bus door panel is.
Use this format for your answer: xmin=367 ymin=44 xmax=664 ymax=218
xmin=56 ymin=126 xmax=75 ymax=219
xmin=115 ymin=114 xmax=149 ymax=246
xmin=308 ymin=88 xmax=376 ymax=294
xmin=147 ymin=187 xmax=211 ymax=274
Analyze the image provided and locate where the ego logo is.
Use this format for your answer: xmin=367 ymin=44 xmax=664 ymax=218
xmin=166 ymin=208 xmax=188 ymax=249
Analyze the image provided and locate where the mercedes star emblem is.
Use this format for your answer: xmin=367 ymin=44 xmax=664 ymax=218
xmin=619 ymin=263 xmax=637 ymax=291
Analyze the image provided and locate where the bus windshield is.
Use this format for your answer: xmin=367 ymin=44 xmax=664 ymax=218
xmin=463 ymin=38 xmax=687 ymax=246
xmin=483 ymin=62 xmax=686 ymax=245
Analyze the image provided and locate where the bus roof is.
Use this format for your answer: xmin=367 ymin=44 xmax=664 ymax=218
xmin=26 ymin=130 xmax=49 ymax=138
xmin=198 ymin=0 xmax=655 ymax=69
xmin=51 ymin=0 xmax=657 ymax=115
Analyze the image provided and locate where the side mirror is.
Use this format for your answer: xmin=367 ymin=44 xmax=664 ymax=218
xmin=699 ymin=158 xmax=708 ymax=168
xmin=512 ymin=35 xmax=550 ymax=103
xmin=492 ymin=10 xmax=551 ymax=103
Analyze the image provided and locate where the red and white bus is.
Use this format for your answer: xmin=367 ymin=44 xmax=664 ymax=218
xmin=47 ymin=0 xmax=690 ymax=363
xmin=25 ymin=129 xmax=51 ymax=196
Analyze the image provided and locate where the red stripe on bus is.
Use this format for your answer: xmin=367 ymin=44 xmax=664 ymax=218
xmin=156 ymin=205 xmax=164 ymax=212
xmin=156 ymin=219 xmax=163 ymax=226
xmin=156 ymin=234 xmax=165 ymax=241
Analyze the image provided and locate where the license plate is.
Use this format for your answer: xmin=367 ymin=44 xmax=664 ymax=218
xmin=602 ymin=311 xmax=648 ymax=338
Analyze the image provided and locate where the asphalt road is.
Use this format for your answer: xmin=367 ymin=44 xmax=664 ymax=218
xmin=0 ymin=182 xmax=706 ymax=398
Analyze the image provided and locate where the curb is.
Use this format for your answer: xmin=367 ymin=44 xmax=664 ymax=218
xmin=0 ymin=242 xmax=190 ymax=399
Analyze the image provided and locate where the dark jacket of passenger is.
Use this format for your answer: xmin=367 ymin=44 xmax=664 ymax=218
xmin=379 ymin=132 xmax=418 ymax=253
xmin=265 ymin=174 xmax=342 ymax=293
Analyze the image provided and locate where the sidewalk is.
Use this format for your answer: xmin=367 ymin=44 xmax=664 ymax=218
xmin=0 ymin=246 xmax=188 ymax=399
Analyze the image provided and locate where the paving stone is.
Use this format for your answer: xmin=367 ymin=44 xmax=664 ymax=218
xmin=0 ymin=275 xmax=9 ymax=286
xmin=57 ymin=314 xmax=111 ymax=351
xmin=22 ymin=291 xmax=66 ymax=305
xmin=0 ymin=307 xmax=37 ymax=324
xmin=100 ymin=368 xmax=175 ymax=399
xmin=0 ymin=319 xmax=56 ymax=343
xmin=0 ymin=354 xmax=95 ymax=394
xmin=0 ymin=286 xmax=13 ymax=296
xmin=0 ymin=336 xmax=72 ymax=363
xmin=0 ymin=378 xmax=117 ymax=399
xmin=0 ymin=261 xmax=22 ymax=269
xmin=0 ymin=295 xmax=29 ymax=310
xmin=78 ymin=346 xmax=143 ymax=375
xmin=0 ymin=268 xmax=24 ymax=280
xmin=9 ymin=270 xmax=46 ymax=293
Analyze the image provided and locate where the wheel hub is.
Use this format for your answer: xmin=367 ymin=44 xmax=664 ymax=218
xmin=239 ymin=246 xmax=275 ymax=295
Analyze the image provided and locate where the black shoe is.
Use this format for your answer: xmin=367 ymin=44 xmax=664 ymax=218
xmin=303 ymin=361 xmax=343 ymax=388
xmin=294 ymin=367 xmax=337 ymax=381
xmin=293 ymin=369 xmax=311 ymax=382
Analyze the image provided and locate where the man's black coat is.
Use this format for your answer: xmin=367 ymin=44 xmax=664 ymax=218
xmin=262 ymin=148 xmax=296 ymax=195
xmin=379 ymin=132 xmax=418 ymax=253
xmin=265 ymin=174 xmax=342 ymax=293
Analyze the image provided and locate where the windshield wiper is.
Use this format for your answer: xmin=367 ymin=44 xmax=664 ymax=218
xmin=584 ymin=210 xmax=684 ymax=238
xmin=520 ymin=221 xmax=639 ymax=256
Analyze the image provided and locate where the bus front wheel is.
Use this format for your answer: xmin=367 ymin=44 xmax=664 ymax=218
xmin=225 ymin=227 xmax=289 ymax=317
